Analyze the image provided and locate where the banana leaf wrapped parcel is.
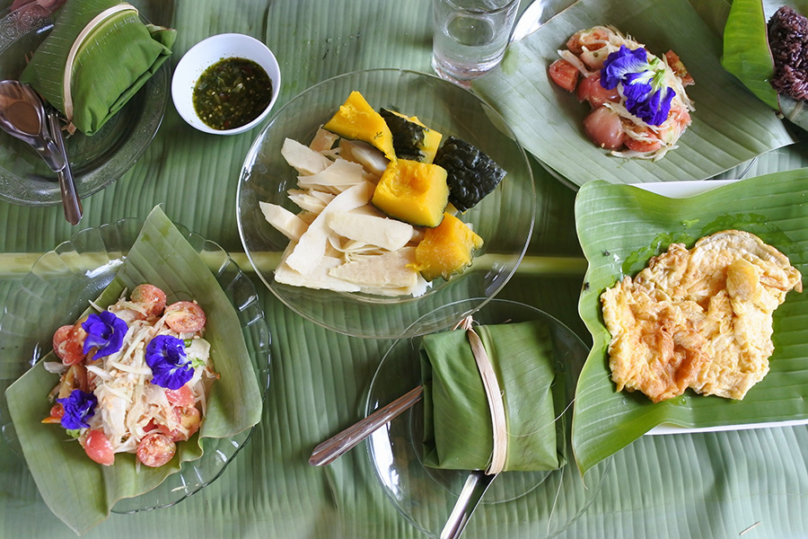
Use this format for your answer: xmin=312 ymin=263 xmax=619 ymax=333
xmin=20 ymin=0 xmax=176 ymax=135
xmin=420 ymin=320 xmax=563 ymax=472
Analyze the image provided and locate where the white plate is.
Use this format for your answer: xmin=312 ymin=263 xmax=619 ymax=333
xmin=633 ymin=179 xmax=808 ymax=435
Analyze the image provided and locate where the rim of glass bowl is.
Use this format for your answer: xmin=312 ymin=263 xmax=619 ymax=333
xmin=236 ymin=68 xmax=536 ymax=339
xmin=0 ymin=6 xmax=169 ymax=206
xmin=0 ymin=217 xmax=271 ymax=513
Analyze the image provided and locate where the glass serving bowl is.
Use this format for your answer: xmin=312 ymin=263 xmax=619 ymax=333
xmin=0 ymin=5 xmax=169 ymax=206
xmin=0 ymin=218 xmax=271 ymax=512
xmin=237 ymin=68 xmax=535 ymax=339
xmin=366 ymin=298 xmax=611 ymax=538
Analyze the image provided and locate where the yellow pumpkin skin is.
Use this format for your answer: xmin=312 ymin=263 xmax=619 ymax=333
xmin=372 ymin=159 xmax=449 ymax=228
xmin=324 ymin=91 xmax=397 ymax=161
xmin=414 ymin=212 xmax=484 ymax=281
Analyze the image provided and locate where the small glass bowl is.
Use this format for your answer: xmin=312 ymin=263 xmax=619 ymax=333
xmin=172 ymin=33 xmax=281 ymax=135
xmin=237 ymin=68 xmax=536 ymax=339
xmin=365 ymin=298 xmax=610 ymax=538
xmin=0 ymin=218 xmax=271 ymax=512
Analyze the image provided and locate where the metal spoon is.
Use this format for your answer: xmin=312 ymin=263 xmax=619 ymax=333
xmin=0 ymin=80 xmax=82 ymax=224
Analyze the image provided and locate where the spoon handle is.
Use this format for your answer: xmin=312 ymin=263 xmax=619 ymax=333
xmin=440 ymin=470 xmax=498 ymax=539
xmin=47 ymin=112 xmax=82 ymax=225
xmin=308 ymin=385 xmax=423 ymax=467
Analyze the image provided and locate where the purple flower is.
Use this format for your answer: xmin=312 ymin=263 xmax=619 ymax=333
xmin=82 ymin=311 xmax=128 ymax=358
xmin=633 ymin=85 xmax=676 ymax=126
xmin=600 ymin=45 xmax=648 ymax=89
xmin=145 ymin=335 xmax=193 ymax=390
xmin=622 ymin=71 xmax=654 ymax=108
xmin=599 ymin=45 xmax=675 ymax=127
xmin=56 ymin=389 xmax=97 ymax=430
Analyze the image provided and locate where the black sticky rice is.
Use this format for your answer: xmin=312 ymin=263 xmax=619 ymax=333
xmin=768 ymin=6 xmax=808 ymax=100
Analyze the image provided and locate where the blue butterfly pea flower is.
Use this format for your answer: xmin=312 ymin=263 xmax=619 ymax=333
xmin=56 ymin=389 xmax=97 ymax=430
xmin=82 ymin=311 xmax=128 ymax=358
xmin=145 ymin=335 xmax=193 ymax=390
xmin=600 ymin=45 xmax=648 ymax=89
xmin=599 ymin=45 xmax=675 ymax=127
xmin=633 ymin=86 xmax=676 ymax=126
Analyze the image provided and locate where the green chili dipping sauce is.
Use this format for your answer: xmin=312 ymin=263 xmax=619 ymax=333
xmin=192 ymin=57 xmax=273 ymax=130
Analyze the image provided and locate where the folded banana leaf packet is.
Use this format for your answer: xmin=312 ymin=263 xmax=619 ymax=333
xmin=420 ymin=320 xmax=563 ymax=472
xmin=20 ymin=0 xmax=176 ymax=135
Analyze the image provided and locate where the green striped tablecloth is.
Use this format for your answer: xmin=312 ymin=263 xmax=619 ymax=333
xmin=1 ymin=0 xmax=808 ymax=537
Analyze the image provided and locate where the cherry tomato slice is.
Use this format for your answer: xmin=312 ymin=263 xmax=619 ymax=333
xmin=84 ymin=430 xmax=115 ymax=466
xmin=576 ymin=74 xmax=620 ymax=108
xmin=53 ymin=325 xmax=84 ymax=365
xmin=131 ymin=284 xmax=167 ymax=318
xmin=164 ymin=301 xmax=206 ymax=333
xmin=165 ymin=385 xmax=195 ymax=407
xmin=548 ymin=59 xmax=578 ymax=92
xmin=137 ymin=432 xmax=176 ymax=467
xmin=158 ymin=406 xmax=201 ymax=442
xmin=583 ymin=107 xmax=626 ymax=150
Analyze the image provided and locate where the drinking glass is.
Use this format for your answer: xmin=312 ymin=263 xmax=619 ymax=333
xmin=431 ymin=0 xmax=519 ymax=85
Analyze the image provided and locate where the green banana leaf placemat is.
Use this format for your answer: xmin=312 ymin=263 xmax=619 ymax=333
xmin=574 ymin=172 xmax=808 ymax=475
xmin=1 ymin=0 xmax=808 ymax=538
xmin=472 ymin=0 xmax=796 ymax=186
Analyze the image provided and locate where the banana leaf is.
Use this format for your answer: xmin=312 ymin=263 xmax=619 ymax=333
xmin=471 ymin=0 xmax=796 ymax=186
xmin=721 ymin=0 xmax=808 ymax=131
xmin=572 ymin=172 xmax=808 ymax=475
xmin=420 ymin=320 xmax=560 ymax=472
xmin=20 ymin=0 xmax=176 ymax=135
xmin=4 ymin=206 xmax=263 ymax=534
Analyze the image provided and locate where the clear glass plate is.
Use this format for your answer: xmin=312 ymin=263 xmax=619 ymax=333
xmin=365 ymin=298 xmax=611 ymax=538
xmin=237 ymin=68 xmax=536 ymax=339
xmin=0 ymin=218 xmax=272 ymax=512
xmin=0 ymin=4 xmax=169 ymax=206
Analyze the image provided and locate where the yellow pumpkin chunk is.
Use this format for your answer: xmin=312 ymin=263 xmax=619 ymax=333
xmin=414 ymin=212 xmax=484 ymax=281
xmin=372 ymin=159 xmax=449 ymax=228
xmin=324 ymin=91 xmax=397 ymax=161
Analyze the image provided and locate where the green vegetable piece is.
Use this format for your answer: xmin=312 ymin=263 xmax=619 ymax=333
xmin=380 ymin=108 xmax=443 ymax=163
xmin=433 ymin=136 xmax=506 ymax=212
xmin=380 ymin=108 xmax=426 ymax=161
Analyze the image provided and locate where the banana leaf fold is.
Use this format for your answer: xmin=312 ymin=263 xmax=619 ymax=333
xmin=472 ymin=0 xmax=796 ymax=186
xmin=420 ymin=320 xmax=562 ymax=472
xmin=573 ymin=173 xmax=808 ymax=475
xmin=5 ymin=206 xmax=263 ymax=535
xmin=20 ymin=0 xmax=176 ymax=135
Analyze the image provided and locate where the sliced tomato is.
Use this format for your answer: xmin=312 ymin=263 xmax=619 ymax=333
xmin=625 ymin=135 xmax=662 ymax=153
xmin=42 ymin=403 xmax=64 ymax=424
xmin=576 ymin=74 xmax=620 ymax=108
xmin=548 ymin=59 xmax=579 ymax=92
xmin=664 ymin=50 xmax=694 ymax=86
xmin=137 ymin=433 xmax=176 ymax=467
xmin=164 ymin=301 xmax=206 ymax=333
xmin=583 ymin=107 xmax=626 ymax=150
xmin=84 ymin=430 xmax=115 ymax=466
xmin=53 ymin=325 xmax=84 ymax=365
xmin=131 ymin=284 xmax=167 ymax=318
xmin=165 ymin=384 xmax=195 ymax=407
xmin=566 ymin=27 xmax=610 ymax=55
xmin=158 ymin=406 xmax=201 ymax=442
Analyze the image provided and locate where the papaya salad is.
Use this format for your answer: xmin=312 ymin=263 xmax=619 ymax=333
xmin=41 ymin=284 xmax=218 ymax=468
xmin=548 ymin=25 xmax=695 ymax=160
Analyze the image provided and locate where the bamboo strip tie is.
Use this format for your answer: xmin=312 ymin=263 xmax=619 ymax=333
xmin=457 ymin=316 xmax=508 ymax=475
xmin=62 ymin=3 xmax=139 ymax=132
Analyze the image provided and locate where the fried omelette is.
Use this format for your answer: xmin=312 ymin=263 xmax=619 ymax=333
xmin=601 ymin=230 xmax=802 ymax=403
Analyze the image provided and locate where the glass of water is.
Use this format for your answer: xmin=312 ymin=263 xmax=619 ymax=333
xmin=431 ymin=0 xmax=520 ymax=86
